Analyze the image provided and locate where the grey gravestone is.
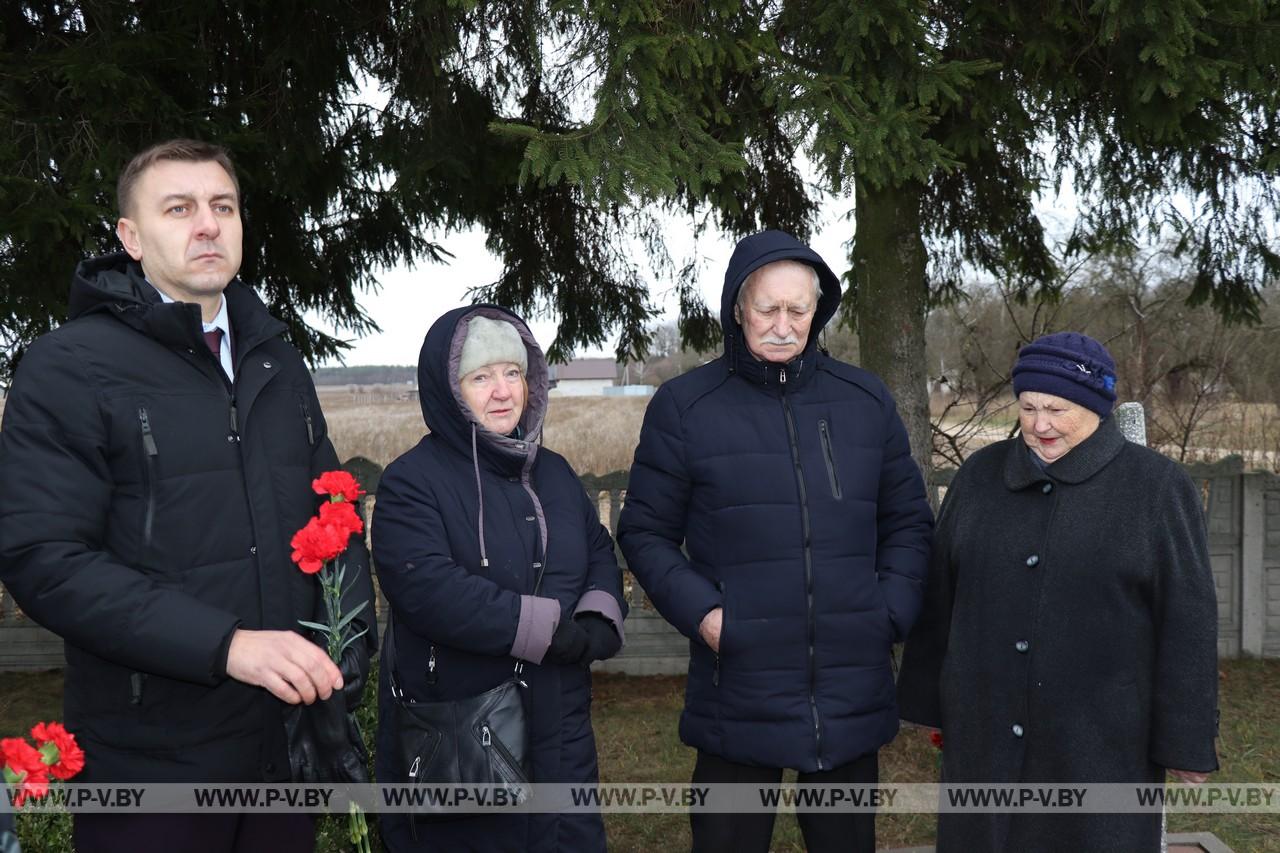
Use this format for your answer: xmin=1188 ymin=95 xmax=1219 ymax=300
xmin=1114 ymin=401 xmax=1147 ymax=445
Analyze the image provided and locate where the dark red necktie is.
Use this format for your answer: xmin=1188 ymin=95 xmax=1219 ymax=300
xmin=203 ymin=329 xmax=223 ymax=359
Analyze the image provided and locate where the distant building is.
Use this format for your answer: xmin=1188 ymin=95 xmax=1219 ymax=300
xmin=549 ymin=358 xmax=617 ymax=396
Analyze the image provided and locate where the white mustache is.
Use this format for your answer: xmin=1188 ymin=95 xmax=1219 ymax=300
xmin=761 ymin=335 xmax=799 ymax=346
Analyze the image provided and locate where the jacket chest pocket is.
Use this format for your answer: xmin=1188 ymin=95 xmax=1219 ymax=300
xmin=818 ymin=419 xmax=843 ymax=500
xmin=136 ymin=407 xmax=159 ymax=565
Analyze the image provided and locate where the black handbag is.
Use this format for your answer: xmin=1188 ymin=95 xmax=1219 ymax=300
xmin=384 ymin=564 xmax=548 ymax=824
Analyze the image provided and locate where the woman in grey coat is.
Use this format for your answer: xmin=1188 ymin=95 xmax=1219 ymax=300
xmin=897 ymin=332 xmax=1219 ymax=853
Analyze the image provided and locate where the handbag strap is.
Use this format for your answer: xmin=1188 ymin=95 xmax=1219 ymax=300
xmin=387 ymin=559 xmax=551 ymax=701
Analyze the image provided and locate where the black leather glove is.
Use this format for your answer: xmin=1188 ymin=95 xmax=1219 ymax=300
xmin=338 ymin=635 xmax=370 ymax=712
xmin=542 ymin=617 xmax=589 ymax=666
xmin=575 ymin=613 xmax=622 ymax=665
xmin=285 ymin=693 xmax=369 ymax=784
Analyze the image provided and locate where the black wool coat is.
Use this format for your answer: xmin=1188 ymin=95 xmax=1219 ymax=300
xmin=897 ymin=418 xmax=1219 ymax=853
xmin=0 ymin=253 xmax=375 ymax=782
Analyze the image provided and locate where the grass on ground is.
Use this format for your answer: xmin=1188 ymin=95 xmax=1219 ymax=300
xmin=2 ymin=661 xmax=1276 ymax=852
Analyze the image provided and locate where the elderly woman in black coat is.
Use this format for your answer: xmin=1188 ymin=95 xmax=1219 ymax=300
xmin=372 ymin=306 xmax=627 ymax=852
xmin=898 ymin=332 xmax=1219 ymax=853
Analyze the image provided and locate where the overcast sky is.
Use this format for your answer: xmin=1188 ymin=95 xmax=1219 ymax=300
xmin=311 ymin=184 xmax=1081 ymax=368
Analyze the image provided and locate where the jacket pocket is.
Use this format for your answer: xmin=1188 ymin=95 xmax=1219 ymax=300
xmin=136 ymin=407 xmax=159 ymax=563
xmin=818 ymin=419 xmax=842 ymax=499
xmin=713 ymin=581 xmax=728 ymax=686
xmin=297 ymin=394 xmax=316 ymax=446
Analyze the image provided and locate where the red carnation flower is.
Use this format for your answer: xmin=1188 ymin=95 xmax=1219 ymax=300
xmin=312 ymin=471 xmax=365 ymax=502
xmin=31 ymin=721 xmax=85 ymax=781
xmin=290 ymin=517 xmax=348 ymax=574
xmin=319 ymin=500 xmax=363 ymax=539
xmin=2 ymin=737 xmax=50 ymax=806
xmin=929 ymin=730 xmax=944 ymax=750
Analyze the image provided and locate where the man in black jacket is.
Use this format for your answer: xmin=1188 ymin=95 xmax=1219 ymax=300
xmin=618 ymin=231 xmax=933 ymax=853
xmin=0 ymin=140 xmax=375 ymax=853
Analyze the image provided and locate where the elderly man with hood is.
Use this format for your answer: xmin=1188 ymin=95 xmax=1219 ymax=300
xmin=618 ymin=230 xmax=933 ymax=852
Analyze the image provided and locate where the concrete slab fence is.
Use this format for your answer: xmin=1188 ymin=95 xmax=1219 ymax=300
xmin=2 ymin=455 xmax=1278 ymax=673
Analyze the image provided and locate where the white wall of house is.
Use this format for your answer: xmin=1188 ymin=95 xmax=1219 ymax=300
xmin=550 ymin=378 xmax=614 ymax=396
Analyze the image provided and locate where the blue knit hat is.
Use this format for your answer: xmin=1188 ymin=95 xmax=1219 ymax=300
xmin=1012 ymin=332 xmax=1117 ymax=418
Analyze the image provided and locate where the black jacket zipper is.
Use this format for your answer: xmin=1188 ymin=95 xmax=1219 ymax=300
xmin=137 ymin=407 xmax=158 ymax=560
xmin=781 ymin=390 xmax=825 ymax=770
xmin=818 ymin=419 xmax=842 ymax=500
xmin=299 ymin=396 xmax=315 ymax=445
xmin=129 ymin=672 xmax=148 ymax=706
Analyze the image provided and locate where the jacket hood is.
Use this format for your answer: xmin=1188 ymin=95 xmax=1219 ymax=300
xmin=69 ymin=252 xmax=164 ymax=320
xmin=416 ymin=305 xmax=550 ymax=470
xmin=720 ymin=230 xmax=843 ymax=380
xmin=67 ymin=251 xmax=284 ymax=357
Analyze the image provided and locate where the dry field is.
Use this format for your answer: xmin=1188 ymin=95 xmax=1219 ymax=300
xmin=4 ymin=389 xmax=1277 ymax=474
xmin=319 ymin=387 xmax=649 ymax=475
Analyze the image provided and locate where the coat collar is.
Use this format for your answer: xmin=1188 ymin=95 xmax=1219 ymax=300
xmin=727 ymin=332 xmax=819 ymax=392
xmin=69 ymin=252 xmax=285 ymax=360
xmin=1003 ymin=416 xmax=1127 ymax=491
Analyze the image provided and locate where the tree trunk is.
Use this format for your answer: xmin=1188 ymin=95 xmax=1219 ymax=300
xmin=852 ymin=178 xmax=932 ymax=483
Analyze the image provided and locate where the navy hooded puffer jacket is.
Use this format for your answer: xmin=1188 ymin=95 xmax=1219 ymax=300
xmin=372 ymin=305 xmax=626 ymax=852
xmin=617 ymin=231 xmax=933 ymax=772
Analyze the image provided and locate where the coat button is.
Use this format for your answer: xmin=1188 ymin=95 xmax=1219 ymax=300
xmin=226 ymin=435 xmax=236 ymax=443
xmin=1015 ymin=640 xmax=1029 ymax=653
xmin=1012 ymin=724 xmax=1024 ymax=738
xmin=525 ymin=515 xmax=535 ymax=522
xmin=1025 ymin=554 xmax=1040 ymax=567
xmin=1041 ymin=482 xmax=1053 ymax=494
xmin=249 ymin=546 xmax=257 ymax=555
xmin=262 ymin=361 xmax=273 ymax=369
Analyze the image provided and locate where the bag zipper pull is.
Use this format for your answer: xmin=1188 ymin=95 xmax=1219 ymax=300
xmin=481 ymin=725 xmax=492 ymax=747
xmin=408 ymin=756 xmax=420 ymax=779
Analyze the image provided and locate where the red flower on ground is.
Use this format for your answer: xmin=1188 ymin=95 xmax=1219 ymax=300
xmin=31 ymin=721 xmax=85 ymax=781
xmin=318 ymin=500 xmax=364 ymax=539
xmin=290 ymin=517 xmax=348 ymax=574
xmin=312 ymin=471 xmax=365 ymax=502
xmin=929 ymin=730 xmax=944 ymax=750
xmin=2 ymin=737 xmax=50 ymax=806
